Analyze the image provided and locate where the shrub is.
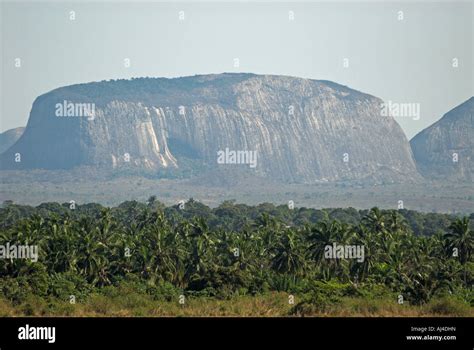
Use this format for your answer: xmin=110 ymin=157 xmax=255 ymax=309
xmin=289 ymin=281 xmax=350 ymax=315
xmin=268 ymin=273 xmax=311 ymax=293
xmin=19 ymin=294 xmax=48 ymax=316
xmin=147 ymin=280 xmax=180 ymax=302
xmin=48 ymin=272 xmax=91 ymax=301
xmin=0 ymin=277 xmax=31 ymax=305
xmin=426 ymin=297 xmax=471 ymax=316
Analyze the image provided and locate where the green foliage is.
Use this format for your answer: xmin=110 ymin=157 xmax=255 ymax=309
xmin=0 ymin=200 xmax=472 ymax=314
xmin=48 ymin=272 xmax=91 ymax=300
xmin=290 ymin=281 xmax=350 ymax=315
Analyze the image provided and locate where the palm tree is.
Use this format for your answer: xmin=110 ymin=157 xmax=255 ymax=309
xmin=307 ymin=221 xmax=337 ymax=264
xmin=141 ymin=213 xmax=178 ymax=283
xmin=445 ymin=217 xmax=473 ymax=265
xmin=362 ymin=207 xmax=388 ymax=236
xmin=351 ymin=225 xmax=378 ymax=282
xmin=307 ymin=220 xmax=351 ymax=279
xmin=444 ymin=217 xmax=473 ymax=283
xmin=270 ymin=228 xmax=306 ymax=275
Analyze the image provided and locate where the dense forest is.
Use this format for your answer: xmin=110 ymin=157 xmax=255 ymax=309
xmin=0 ymin=198 xmax=472 ymax=316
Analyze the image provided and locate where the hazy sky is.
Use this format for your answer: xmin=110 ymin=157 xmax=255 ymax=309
xmin=1 ymin=0 xmax=472 ymax=139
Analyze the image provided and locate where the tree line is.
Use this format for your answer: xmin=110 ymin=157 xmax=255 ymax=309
xmin=0 ymin=198 xmax=472 ymax=311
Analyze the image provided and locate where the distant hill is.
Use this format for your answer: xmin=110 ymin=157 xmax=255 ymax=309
xmin=0 ymin=127 xmax=24 ymax=154
xmin=0 ymin=73 xmax=420 ymax=184
xmin=411 ymin=97 xmax=473 ymax=182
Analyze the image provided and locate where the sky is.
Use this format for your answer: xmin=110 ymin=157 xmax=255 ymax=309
xmin=1 ymin=0 xmax=473 ymax=139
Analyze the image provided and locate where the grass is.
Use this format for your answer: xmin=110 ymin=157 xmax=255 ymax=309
xmin=0 ymin=293 xmax=472 ymax=317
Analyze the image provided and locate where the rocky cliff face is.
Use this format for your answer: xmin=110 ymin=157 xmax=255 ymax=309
xmin=410 ymin=97 xmax=473 ymax=182
xmin=0 ymin=73 xmax=420 ymax=184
